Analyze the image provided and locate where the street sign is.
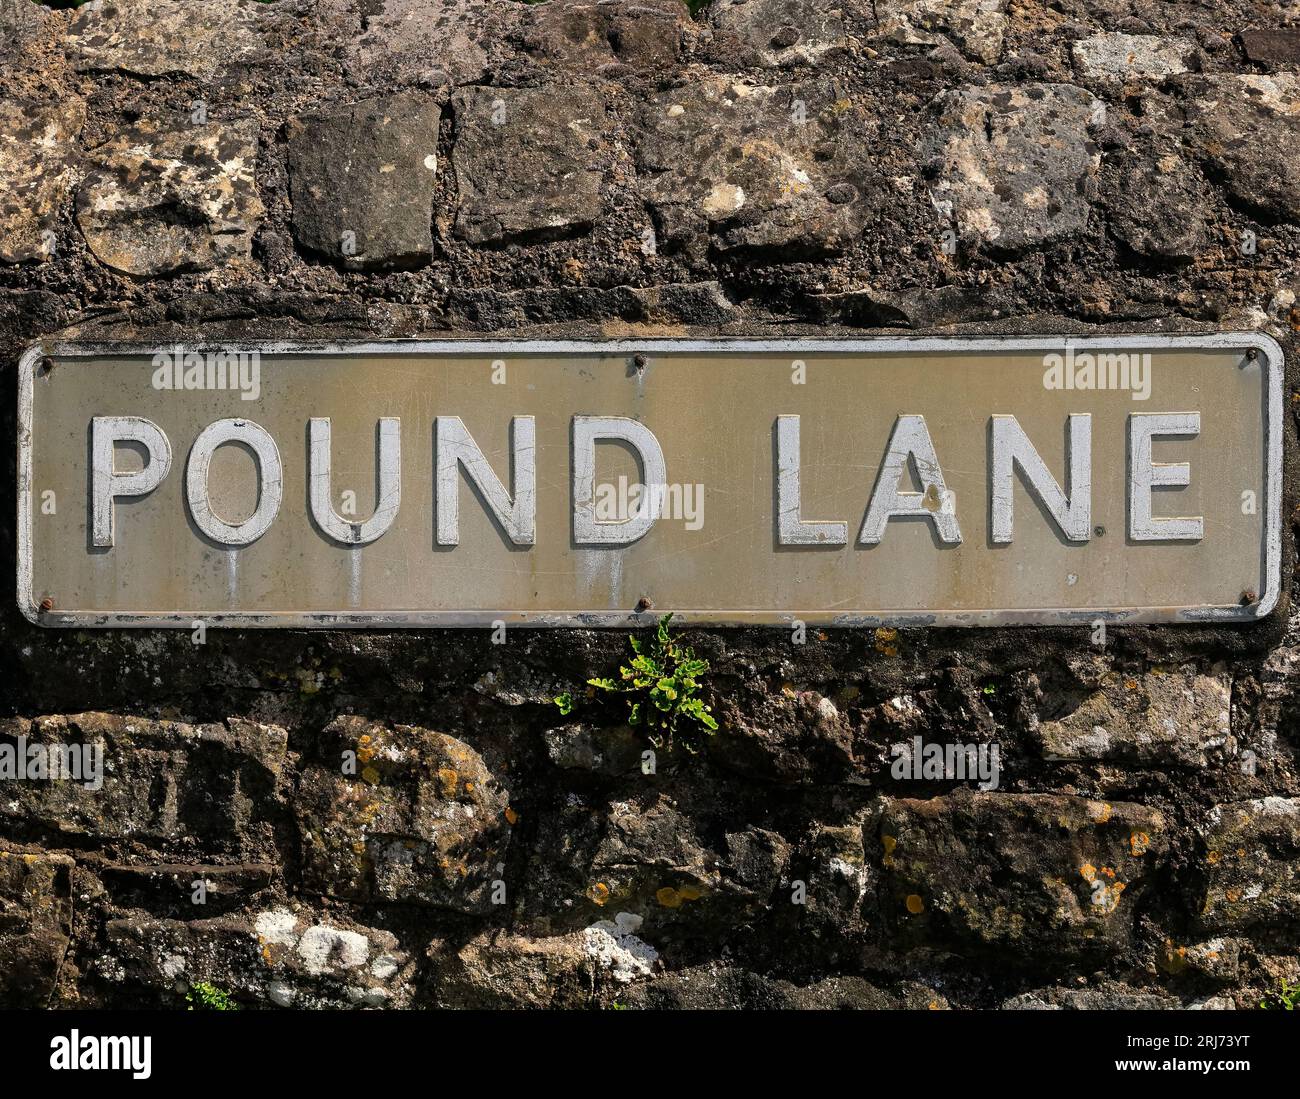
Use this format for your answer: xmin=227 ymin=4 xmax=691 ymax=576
xmin=17 ymin=335 xmax=1282 ymax=627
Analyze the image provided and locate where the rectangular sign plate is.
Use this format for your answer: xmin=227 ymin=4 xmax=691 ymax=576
xmin=17 ymin=335 xmax=1282 ymax=628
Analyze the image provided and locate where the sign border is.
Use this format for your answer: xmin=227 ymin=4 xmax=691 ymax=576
xmin=17 ymin=333 xmax=1285 ymax=629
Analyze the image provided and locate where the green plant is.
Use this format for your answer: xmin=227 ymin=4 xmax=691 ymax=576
xmin=555 ymin=614 xmax=718 ymax=753
xmin=1259 ymin=978 xmax=1297 ymax=1010
xmin=186 ymin=981 xmax=240 ymax=1011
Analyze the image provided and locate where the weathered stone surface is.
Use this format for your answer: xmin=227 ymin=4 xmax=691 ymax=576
xmin=1101 ymin=125 xmax=1211 ymax=260
xmin=0 ymin=846 xmax=73 ymax=1008
xmin=0 ymin=98 xmax=84 ymax=264
xmin=76 ymin=119 xmax=264 ymax=277
xmin=295 ymin=717 xmax=513 ymax=912
xmin=1198 ymin=797 xmax=1300 ymax=931
xmin=451 ymin=85 xmax=608 ymax=244
xmin=619 ymin=966 xmax=946 ymax=1009
xmin=0 ymin=714 xmax=288 ymax=853
xmin=588 ymin=796 xmax=723 ymax=911
xmin=1192 ymin=75 xmax=1300 ymax=222
xmin=355 ymin=0 xmax=521 ymax=86
xmin=1002 ymin=984 xmax=1179 ymax=1010
xmin=923 ymin=82 xmax=1103 ymax=253
xmin=105 ymin=907 xmax=413 ymax=1008
xmin=68 ymin=0 xmax=269 ymax=78
xmin=872 ymin=0 xmax=1009 ymax=65
xmin=637 ymin=77 xmax=874 ymax=257
xmin=1157 ymin=935 xmax=1243 ymax=983
xmin=708 ymin=688 xmax=856 ymax=783
xmin=436 ymin=915 xmax=658 ymax=1007
xmin=1034 ymin=670 xmax=1232 ymax=767
xmin=880 ymin=792 xmax=1168 ymax=956
xmin=522 ymin=0 xmax=690 ymax=71
xmin=708 ymin=0 xmax=848 ymax=68
xmin=1239 ymin=28 xmax=1300 ymax=66
xmin=543 ymin=722 xmax=644 ymax=774
xmin=287 ymin=92 xmax=440 ymax=271
xmin=0 ymin=0 xmax=45 ymax=50
xmin=1072 ymin=33 xmax=1193 ymax=82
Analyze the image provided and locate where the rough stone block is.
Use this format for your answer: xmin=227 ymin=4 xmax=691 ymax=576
xmin=68 ymin=0 xmax=270 ymax=78
xmin=1193 ymin=75 xmax=1300 ymax=222
xmin=76 ymin=119 xmax=264 ymax=276
xmin=880 ymin=792 xmax=1168 ymax=956
xmin=451 ymin=85 xmax=608 ymax=244
xmin=1035 ymin=670 xmax=1232 ymax=767
xmin=0 ymin=846 xmax=74 ymax=1008
xmin=287 ymin=92 xmax=440 ymax=271
xmin=0 ymin=98 xmax=83 ymax=264
xmin=871 ymin=0 xmax=1008 ymax=65
xmin=708 ymin=0 xmax=848 ymax=68
xmin=923 ymin=82 xmax=1103 ymax=253
xmin=636 ymin=77 xmax=873 ymax=257
xmin=1198 ymin=797 xmax=1300 ymax=931
xmin=295 ymin=717 xmax=513 ymax=912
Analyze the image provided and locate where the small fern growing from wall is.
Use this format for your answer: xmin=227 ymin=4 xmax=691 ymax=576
xmin=186 ymin=981 xmax=240 ymax=1011
xmin=555 ymin=614 xmax=718 ymax=753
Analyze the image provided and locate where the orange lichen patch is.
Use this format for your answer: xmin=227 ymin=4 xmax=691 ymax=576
xmin=1158 ymin=939 xmax=1189 ymax=974
xmin=1087 ymin=801 xmax=1114 ymax=824
xmin=464 ymin=782 xmax=475 ymax=793
xmin=677 ymin=884 xmax=703 ymax=902
xmin=587 ymin=882 xmax=610 ymax=906
xmin=1124 ymin=679 xmax=1138 ymax=690
xmin=504 ymin=807 xmax=519 ymax=826
xmin=436 ymin=768 xmax=459 ymax=797
xmin=1130 ymin=832 xmax=1151 ymax=856
xmin=928 ymin=1000 xmax=940 ymax=1010
xmin=1225 ymin=887 xmax=1242 ymax=903
xmin=357 ymin=747 xmax=374 ymax=763
xmin=351 ymin=840 xmax=366 ymax=854
xmin=1207 ymin=850 xmax=1221 ymax=865
xmin=360 ymin=765 xmax=380 ymax=785
xmin=781 ymin=682 xmax=797 ymax=698
xmin=656 ymin=887 xmax=683 ymax=908
xmin=882 ymin=834 xmax=898 ymax=869
xmin=1080 ymin=863 xmax=1098 ymax=883
xmin=874 ymin=627 xmax=899 ymax=657
xmin=358 ymin=734 xmax=371 ymax=745
xmin=1100 ymin=865 xmax=1116 ymax=879
xmin=905 ymin=894 xmax=925 ymax=914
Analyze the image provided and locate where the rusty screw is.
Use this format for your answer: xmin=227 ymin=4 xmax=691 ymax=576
xmin=38 ymin=357 xmax=54 ymax=376
xmin=633 ymin=353 xmax=647 ymax=372
xmin=1246 ymin=348 xmax=1259 ymax=362
xmin=39 ymin=597 xmax=54 ymax=612
xmin=1240 ymin=590 xmax=1257 ymax=606
xmin=635 ymin=596 xmax=654 ymax=612
xmin=1093 ymin=525 xmax=1106 ymax=538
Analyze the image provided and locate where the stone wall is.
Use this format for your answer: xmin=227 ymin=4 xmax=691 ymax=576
xmin=2 ymin=0 xmax=1299 ymax=1010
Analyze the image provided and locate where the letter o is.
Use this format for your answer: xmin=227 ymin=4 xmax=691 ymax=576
xmin=186 ymin=419 xmax=283 ymax=545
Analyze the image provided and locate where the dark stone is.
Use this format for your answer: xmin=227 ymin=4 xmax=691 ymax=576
xmin=451 ymin=85 xmax=608 ymax=244
xmin=287 ymin=92 xmax=440 ymax=271
xmin=1239 ymin=28 xmax=1300 ymax=66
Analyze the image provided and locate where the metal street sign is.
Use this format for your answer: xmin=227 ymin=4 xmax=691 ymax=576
xmin=17 ymin=335 xmax=1283 ymax=628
